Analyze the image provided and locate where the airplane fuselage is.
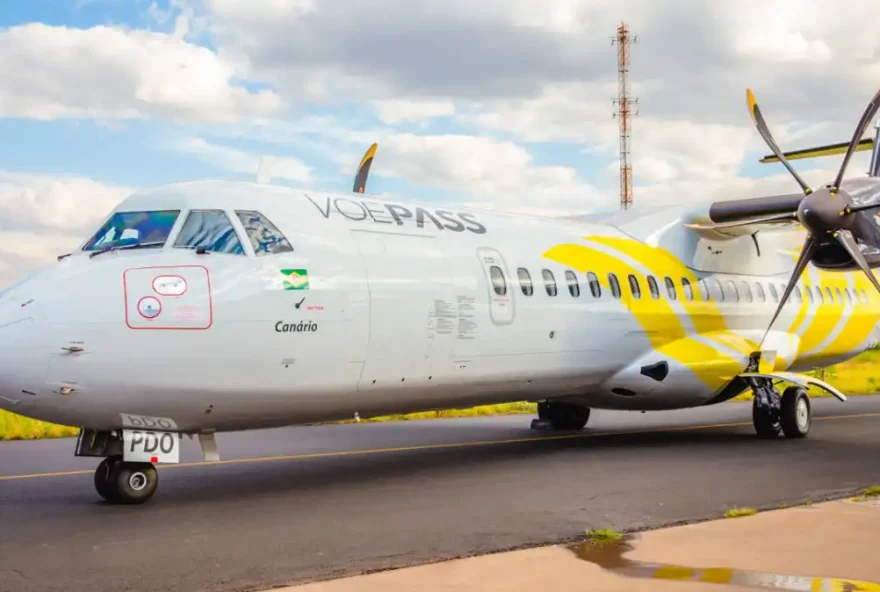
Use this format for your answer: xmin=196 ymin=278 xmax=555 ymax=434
xmin=1 ymin=180 xmax=879 ymax=434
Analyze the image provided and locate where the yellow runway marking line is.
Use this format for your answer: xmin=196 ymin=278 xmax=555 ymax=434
xmin=2 ymin=411 xmax=880 ymax=483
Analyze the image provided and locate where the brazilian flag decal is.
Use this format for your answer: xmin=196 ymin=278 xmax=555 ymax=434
xmin=281 ymin=269 xmax=309 ymax=290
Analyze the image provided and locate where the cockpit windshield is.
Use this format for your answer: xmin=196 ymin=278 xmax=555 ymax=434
xmin=82 ymin=210 xmax=180 ymax=252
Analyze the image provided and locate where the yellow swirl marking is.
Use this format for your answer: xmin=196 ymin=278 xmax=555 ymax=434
xmin=543 ymin=243 xmax=743 ymax=390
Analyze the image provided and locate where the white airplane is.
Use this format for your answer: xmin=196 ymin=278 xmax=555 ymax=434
xmin=2 ymin=89 xmax=880 ymax=506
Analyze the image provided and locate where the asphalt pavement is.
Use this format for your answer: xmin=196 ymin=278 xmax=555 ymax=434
xmin=2 ymin=397 xmax=880 ymax=592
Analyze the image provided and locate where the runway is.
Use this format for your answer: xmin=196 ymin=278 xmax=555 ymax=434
xmin=3 ymin=397 xmax=880 ymax=592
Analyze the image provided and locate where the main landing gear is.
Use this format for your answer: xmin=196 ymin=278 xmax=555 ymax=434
xmin=749 ymin=379 xmax=811 ymax=439
xmin=531 ymin=400 xmax=591 ymax=430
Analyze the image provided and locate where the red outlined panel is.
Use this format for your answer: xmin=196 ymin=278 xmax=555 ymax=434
xmin=123 ymin=265 xmax=213 ymax=330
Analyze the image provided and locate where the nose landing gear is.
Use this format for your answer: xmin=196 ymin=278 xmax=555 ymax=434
xmin=93 ymin=456 xmax=159 ymax=505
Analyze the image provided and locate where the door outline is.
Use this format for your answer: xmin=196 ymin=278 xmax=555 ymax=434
xmin=476 ymin=247 xmax=515 ymax=325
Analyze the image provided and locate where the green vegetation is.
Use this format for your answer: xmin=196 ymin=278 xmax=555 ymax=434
xmin=585 ymin=528 xmax=623 ymax=544
xmin=724 ymin=507 xmax=757 ymax=518
xmin=860 ymin=486 xmax=880 ymax=498
xmin=3 ymin=346 xmax=880 ymax=442
xmin=0 ymin=411 xmax=79 ymax=441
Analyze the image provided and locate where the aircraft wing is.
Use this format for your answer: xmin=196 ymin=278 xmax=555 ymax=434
xmin=760 ymin=137 xmax=874 ymax=163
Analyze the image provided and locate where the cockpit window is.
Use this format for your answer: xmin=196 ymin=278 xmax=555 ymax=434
xmin=234 ymin=210 xmax=293 ymax=256
xmin=173 ymin=210 xmax=245 ymax=255
xmin=82 ymin=210 xmax=180 ymax=252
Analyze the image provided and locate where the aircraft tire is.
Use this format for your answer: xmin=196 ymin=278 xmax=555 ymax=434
xmin=94 ymin=456 xmax=122 ymax=503
xmin=780 ymin=386 xmax=810 ymax=439
xmin=751 ymin=398 xmax=781 ymax=439
xmin=539 ymin=401 xmax=590 ymax=430
xmin=108 ymin=462 xmax=159 ymax=505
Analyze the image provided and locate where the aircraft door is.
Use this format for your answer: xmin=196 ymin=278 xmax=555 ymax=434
xmin=476 ymin=247 xmax=515 ymax=325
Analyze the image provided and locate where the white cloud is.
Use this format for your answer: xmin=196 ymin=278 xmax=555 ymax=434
xmin=170 ymin=137 xmax=312 ymax=182
xmin=373 ymin=100 xmax=456 ymax=125
xmin=366 ymin=133 xmax=612 ymax=213
xmin=0 ymin=173 xmax=134 ymax=288
xmin=0 ymin=23 xmax=286 ymax=124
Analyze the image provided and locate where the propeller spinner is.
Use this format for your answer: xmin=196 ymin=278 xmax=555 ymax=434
xmin=744 ymin=87 xmax=880 ymax=344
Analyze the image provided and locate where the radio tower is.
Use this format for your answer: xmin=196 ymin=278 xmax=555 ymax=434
xmin=612 ymin=22 xmax=638 ymax=210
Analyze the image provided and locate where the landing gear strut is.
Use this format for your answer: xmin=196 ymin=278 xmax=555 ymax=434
xmin=94 ymin=456 xmax=159 ymax=505
xmin=749 ymin=378 xmax=811 ymax=439
xmin=532 ymin=400 xmax=591 ymax=430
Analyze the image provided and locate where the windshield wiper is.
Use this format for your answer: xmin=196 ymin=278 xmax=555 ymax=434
xmin=89 ymin=241 xmax=166 ymax=259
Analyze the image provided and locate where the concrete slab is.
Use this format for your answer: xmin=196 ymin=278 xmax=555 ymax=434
xmin=279 ymin=497 xmax=880 ymax=592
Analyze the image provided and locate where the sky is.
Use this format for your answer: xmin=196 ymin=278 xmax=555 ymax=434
xmin=2 ymin=0 xmax=880 ymax=287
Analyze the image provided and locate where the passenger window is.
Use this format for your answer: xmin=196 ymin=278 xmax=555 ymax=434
xmin=682 ymin=278 xmax=694 ymax=301
xmin=608 ymin=273 xmax=621 ymax=299
xmin=845 ymin=288 xmax=853 ymax=306
xmin=768 ymin=283 xmax=779 ymax=302
xmin=726 ymin=280 xmax=739 ymax=301
xmin=805 ymin=285 xmax=813 ymax=303
xmin=698 ymin=279 xmax=709 ymax=301
xmin=755 ymin=282 xmax=766 ymax=302
xmin=792 ymin=284 xmax=801 ymax=303
xmin=835 ymin=287 xmax=842 ymax=304
xmin=647 ymin=276 xmax=660 ymax=300
xmin=235 ymin=210 xmax=294 ymax=256
xmin=517 ymin=268 xmax=533 ymax=296
xmin=665 ymin=277 xmax=677 ymax=300
xmin=709 ymin=279 xmax=723 ymax=301
xmin=565 ymin=270 xmax=580 ymax=297
xmin=628 ymin=274 xmax=642 ymax=299
xmin=825 ymin=286 xmax=833 ymax=303
xmin=861 ymin=288 xmax=868 ymax=304
xmin=542 ymin=269 xmax=558 ymax=296
xmin=83 ymin=210 xmax=180 ymax=252
xmin=740 ymin=280 xmax=753 ymax=302
xmin=174 ymin=210 xmax=244 ymax=255
xmin=489 ymin=266 xmax=507 ymax=296
xmin=587 ymin=272 xmax=601 ymax=298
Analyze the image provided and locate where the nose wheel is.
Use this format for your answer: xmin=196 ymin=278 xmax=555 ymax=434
xmin=94 ymin=456 xmax=159 ymax=505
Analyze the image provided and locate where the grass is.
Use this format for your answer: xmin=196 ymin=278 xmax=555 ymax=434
xmin=585 ymin=528 xmax=623 ymax=544
xmin=724 ymin=506 xmax=757 ymax=518
xmin=0 ymin=411 xmax=79 ymax=441
xmin=3 ymin=347 xmax=880 ymax=442
xmin=859 ymin=486 xmax=880 ymax=498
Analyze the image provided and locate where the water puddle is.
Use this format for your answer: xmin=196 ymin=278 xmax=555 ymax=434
xmin=568 ymin=534 xmax=880 ymax=591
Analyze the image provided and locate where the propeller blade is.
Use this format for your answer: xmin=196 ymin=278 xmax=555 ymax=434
xmin=684 ymin=211 xmax=798 ymax=231
xmin=833 ymin=230 xmax=880 ymax=296
xmin=832 ymin=87 xmax=880 ymax=192
xmin=760 ymin=234 xmax=818 ymax=346
xmin=353 ymin=142 xmax=378 ymax=193
xmin=846 ymin=201 xmax=880 ymax=215
xmin=746 ymin=88 xmax=813 ymax=196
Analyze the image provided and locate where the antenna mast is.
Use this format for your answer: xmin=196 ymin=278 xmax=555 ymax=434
xmin=612 ymin=22 xmax=638 ymax=210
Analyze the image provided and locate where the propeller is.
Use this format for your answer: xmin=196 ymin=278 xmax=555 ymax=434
xmin=744 ymin=87 xmax=880 ymax=345
xmin=353 ymin=143 xmax=378 ymax=193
